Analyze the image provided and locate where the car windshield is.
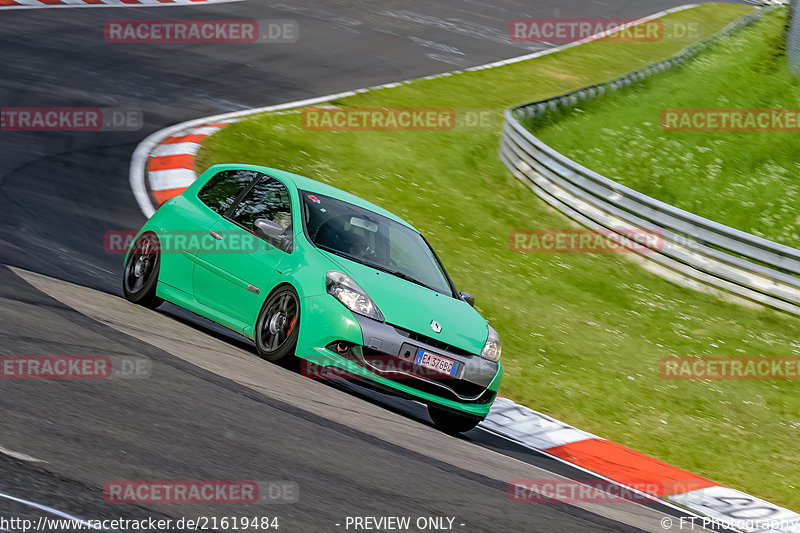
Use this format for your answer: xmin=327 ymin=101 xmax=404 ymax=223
xmin=300 ymin=190 xmax=454 ymax=296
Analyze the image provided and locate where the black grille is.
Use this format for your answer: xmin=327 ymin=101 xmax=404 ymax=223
xmin=392 ymin=373 xmax=495 ymax=404
xmin=390 ymin=325 xmax=474 ymax=357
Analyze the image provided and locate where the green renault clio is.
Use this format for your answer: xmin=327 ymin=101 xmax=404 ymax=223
xmin=123 ymin=164 xmax=502 ymax=433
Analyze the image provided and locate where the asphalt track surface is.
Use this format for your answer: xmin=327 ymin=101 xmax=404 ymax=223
xmin=0 ymin=1 xmax=745 ymax=532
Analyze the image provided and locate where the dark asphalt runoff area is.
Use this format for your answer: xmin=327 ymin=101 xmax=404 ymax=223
xmin=0 ymin=1 xmax=742 ymax=531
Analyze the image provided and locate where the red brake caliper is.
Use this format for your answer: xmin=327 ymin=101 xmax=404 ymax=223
xmin=287 ymin=316 xmax=296 ymax=335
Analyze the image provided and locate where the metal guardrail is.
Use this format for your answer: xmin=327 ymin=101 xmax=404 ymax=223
xmin=788 ymin=0 xmax=800 ymax=73
xmin=498 ymin=6 xmax=800 ymax=316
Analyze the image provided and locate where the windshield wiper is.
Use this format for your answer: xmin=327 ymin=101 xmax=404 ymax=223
xmin=384 ymin=269 xmax=436 ymax=291
xmin=360 ymin=261 xmax=440 ymax=293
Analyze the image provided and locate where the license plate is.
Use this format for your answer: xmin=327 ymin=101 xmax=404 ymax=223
xmin=414 ymin=349 xmax=460 ymax=377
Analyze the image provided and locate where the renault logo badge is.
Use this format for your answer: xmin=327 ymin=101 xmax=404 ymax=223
xmin=430 ymin=320 xmax=442 ymax=333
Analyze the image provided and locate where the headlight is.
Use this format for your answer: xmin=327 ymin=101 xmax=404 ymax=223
xmin=480 ymin=325 xmax=501 ymax=362
xmin=326 ymin=271 xmax=384 ymax=321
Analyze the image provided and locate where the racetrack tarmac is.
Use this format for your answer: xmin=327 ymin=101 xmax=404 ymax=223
xmin=0 ymin=1 xmax=741 ymax=531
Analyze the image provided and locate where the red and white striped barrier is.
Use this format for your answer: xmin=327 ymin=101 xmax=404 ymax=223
xmin=483 ymin=398 xmax=800 ymax=533
xmin=147 ymin=121 xmax=232 ymax=205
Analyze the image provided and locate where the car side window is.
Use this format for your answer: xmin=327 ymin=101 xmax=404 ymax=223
xmin=197 ymin=169 xmax=260 ymax=215
xmin=230 ymin=175 xmax=293 ymax=251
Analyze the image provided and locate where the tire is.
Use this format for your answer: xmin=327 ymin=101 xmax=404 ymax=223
xmin=255 ymin=286 xmax=300 ymax=363
xmin=428 ymin=405 xmax=482 ymax=435
xmin=122 ymin=232 xmax=164 ymax=309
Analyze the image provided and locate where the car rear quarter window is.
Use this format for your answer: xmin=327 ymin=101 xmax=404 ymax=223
xmin=197 ymin=169 xmax=260 ymax=214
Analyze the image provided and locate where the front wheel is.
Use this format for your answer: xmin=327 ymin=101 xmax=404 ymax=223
xmin=123 ymin=232 xmax=163 ymax=309
xmin=428 ymin=405 xmax=482 ymax=434
xmin=255 ymin=286 xmax=300 ymax=363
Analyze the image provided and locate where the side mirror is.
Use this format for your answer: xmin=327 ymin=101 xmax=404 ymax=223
xmin=460 ymin=291 xmax=475 ymax=307
xmin=254 ymin=218 xmax=288 ymax=250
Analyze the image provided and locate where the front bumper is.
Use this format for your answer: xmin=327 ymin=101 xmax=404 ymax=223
xmin=295 ymin=294 xmax=502 ymax=419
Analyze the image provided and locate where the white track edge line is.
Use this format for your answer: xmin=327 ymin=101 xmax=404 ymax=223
xmin=129 ymin=3 xmax=699 ymax=218
xmin=0 ymin=492 xmax=98 ymax=529
xmin=0 ymin=445 xmax=45 ymax=463
xmin=0 ymin=0 xmax=243 ymax=10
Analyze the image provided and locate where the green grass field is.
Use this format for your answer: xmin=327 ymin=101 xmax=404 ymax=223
xmin=197 ymin=4 xmax=800 ymax=509
xmin=532 ymin=9 xmax=800 ymax=248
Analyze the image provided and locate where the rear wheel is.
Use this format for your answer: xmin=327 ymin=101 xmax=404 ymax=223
xmin=122 ymin=232 xmax=163 ymax=309
xmin=428 ymin=405 xmax=482 ymax=434
xmin=255 ymin=286 xmax=300 ymax=363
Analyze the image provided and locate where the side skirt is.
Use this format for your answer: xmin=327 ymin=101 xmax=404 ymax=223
xmin=156 ymin=282 xmax=251 ymax=335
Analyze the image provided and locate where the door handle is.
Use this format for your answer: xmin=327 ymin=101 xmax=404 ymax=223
xmin=209 ymin=231 xmax=223 ymax=240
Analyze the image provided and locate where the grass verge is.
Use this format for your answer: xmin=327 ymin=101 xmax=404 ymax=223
xmin=532 ymin=8 xmax=800 ymax=248
xmin=198 ymin=4 xmax=800 ymax=509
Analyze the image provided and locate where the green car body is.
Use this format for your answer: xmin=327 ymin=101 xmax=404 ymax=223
xmin=125 ymin=164 xmax=502 ymax=424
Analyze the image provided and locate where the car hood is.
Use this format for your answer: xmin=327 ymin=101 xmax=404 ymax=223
xmin=320 ymin=251 xmax=488 ymax=354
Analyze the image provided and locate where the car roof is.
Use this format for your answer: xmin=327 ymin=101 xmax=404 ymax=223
xmin=207 ymin=164 xmax=417 ymax=231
